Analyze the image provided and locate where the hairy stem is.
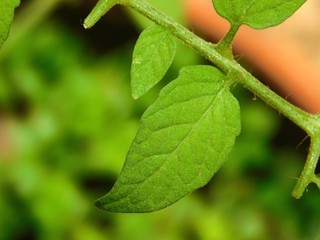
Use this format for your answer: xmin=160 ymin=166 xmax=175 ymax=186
xmin=292 ymin=137 xmax=320 ymax=198
xmin=215 ymin=23 xmax=240 ymax=59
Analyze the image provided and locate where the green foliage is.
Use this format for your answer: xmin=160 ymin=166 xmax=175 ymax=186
xmin=131 ymin=25 xmax=176 ymax=99
xmin=82 ymin=0 xmax=320 ymax=213
xmin=0 ymin=0 xmax=20 ymax=48
xmin=1 ymin=1 xmax=320 ymax=238
xmin=212 ymin=0 xmax=306 ymax=29
xmin=96 ymin=66 xmax=240 ymax=212
xmin=2 ymin=0 xmax=320 ymax=230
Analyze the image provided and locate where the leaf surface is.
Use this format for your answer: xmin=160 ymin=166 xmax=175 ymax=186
xmin=96 ymin=65 xmax=241 ymax=212
xmin=0 ymin=0 xmax=20 ymax=48
xmin=212 ymin=0 xmax=306 ymax=29
xmin=131 ymin=25 xmax=176 ymax=99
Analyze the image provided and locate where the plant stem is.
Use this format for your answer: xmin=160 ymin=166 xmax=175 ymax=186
xmin=233 ymin=63 xmax=315 ymax=134
xmin=215 ymin=24 xmax=240 ymax=59
xmin=292 ymin=137 xmax=320 ymax=198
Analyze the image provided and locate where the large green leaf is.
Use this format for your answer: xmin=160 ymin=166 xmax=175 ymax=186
xmin=0 ymin=0 xmax=20 ymax=48
xmin=95 ymin=65 xmax=241 ymax=212
xmin=212 ymin=0 xmax=306 ymax=29
xmin=131 ymin=25 xmax=176 ymax=99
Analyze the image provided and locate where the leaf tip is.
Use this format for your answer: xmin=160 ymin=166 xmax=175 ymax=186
xmin=132 ymin=93 xmax=140 ymax=100
xmin=94 ymin=199 xmax=103 ymax=209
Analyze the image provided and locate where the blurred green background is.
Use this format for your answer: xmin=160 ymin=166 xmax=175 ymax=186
xmin=1 ymin=1 xmax=320 ymax=239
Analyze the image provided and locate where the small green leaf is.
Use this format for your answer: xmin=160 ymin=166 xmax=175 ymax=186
xmin=212 ymin=0 xmax=306 ymax=29
xmin=95 ymin=65 xmax=241 ymax=212
xmin=131 ymin=25 xmax=176 ymax=99
xmin=0 ymin=0 xmax=20 ymax=48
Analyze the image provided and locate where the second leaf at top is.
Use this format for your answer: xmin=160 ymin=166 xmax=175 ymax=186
xmin=131 ymin=25 xmax=176 ymax=99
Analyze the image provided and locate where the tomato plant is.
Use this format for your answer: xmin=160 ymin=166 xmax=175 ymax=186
xmin=2 ymin=0 xmax=320 ymax=215
xmin=80 ymin=0 xmax=320 ymax=213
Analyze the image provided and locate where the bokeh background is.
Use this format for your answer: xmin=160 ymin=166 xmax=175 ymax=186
xmin=1 ymin=0 xmax=320 ymax=239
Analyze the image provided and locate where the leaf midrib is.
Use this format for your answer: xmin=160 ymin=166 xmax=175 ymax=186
xmin=120 ymin=85 xmax=227 ymax=197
